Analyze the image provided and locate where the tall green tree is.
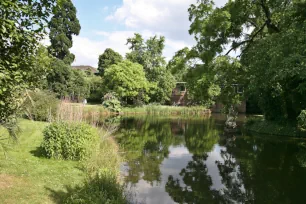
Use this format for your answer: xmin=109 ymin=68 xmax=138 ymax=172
xmin=187 ymin=0 xmax=306 ymax=120
xmin=46 ymin=59 xmax=89 ymax=101
xmin=103 ymin=60 xmax=150 ymax=104
xmin=126 ymin=33 xmax=175 ymax=104
xmin=98 ymin=48 xmax=123 ymax=76
xmin=48 ymin=0 xmax=80 ymax=64
xmin=0 ymin=0 xmax=55 ymax=123
xmin=126 ymin=33 xmax=166 ymax=71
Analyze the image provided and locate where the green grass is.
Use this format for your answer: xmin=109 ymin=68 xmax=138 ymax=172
xmin=69 ymin=103 xmax=211 ymax=117
xmin=0 ymin=120 xmax=85 ymax=203
xmin=122 ymin=105 xmax=210 ymax=116
xmin=0 ymin=119 xmax=126 ymax=204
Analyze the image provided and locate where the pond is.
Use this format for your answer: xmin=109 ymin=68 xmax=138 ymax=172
xmin=115 ymin=115 xmax=306 ymax=204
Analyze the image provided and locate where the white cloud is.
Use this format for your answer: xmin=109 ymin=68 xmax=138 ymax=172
xmin=71 ymin=31 xmax=133 ymax=67
xmin=106 ymin=0 xmax=196 ymax=43
xmin=106 ymin=0 xmax=227 ymax=42
xmin=71 ymin=30 xmax=191 ymax=67
xmin=72 ymin=0 xmax=228 ymax=67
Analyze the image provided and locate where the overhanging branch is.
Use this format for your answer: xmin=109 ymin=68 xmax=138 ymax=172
xmin=225 ymin=22 xmax=267 ymax=56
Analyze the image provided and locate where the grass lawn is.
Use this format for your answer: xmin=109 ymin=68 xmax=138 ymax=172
xmin=0 ymin=120 xmax=85 ymax=204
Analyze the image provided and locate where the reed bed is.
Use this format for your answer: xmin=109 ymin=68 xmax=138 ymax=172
xmin=123 ymin=105 xmax=211 ymax=116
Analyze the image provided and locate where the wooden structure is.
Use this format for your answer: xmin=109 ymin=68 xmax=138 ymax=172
xmin=171 ymin=82 xmax=188 ymax=106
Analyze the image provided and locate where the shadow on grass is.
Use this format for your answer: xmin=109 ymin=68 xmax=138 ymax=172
xmin=30 ymin=146 xmax=47 ymax=158
xmin=46 ymin=172 xmax=130 ymax=204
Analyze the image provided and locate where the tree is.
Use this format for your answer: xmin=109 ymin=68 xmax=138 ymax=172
xmin=86 ymin=75 xmax=105 ymax=103
xmin=187 ymin=0 xmax=306 ymax=121
xmin=167 ymin=47 xmax=192 ymax=81
xmin=147 ymin=67 xmax=176 ymax=104
xmin=126 ymin=33 xmax=175 ymax=104
xmin=48 ymin=0 xmax=80 ymax=64
xmin=98 ymin=48 xmax=123 ymax=76
xmin=46 ymin=59 xmax=89 ymax=101
xmin=103 ymin=60 xmax=150 ymax=104
xmin=0 ymin=0 xmax=55 ymax=124
xmin=126 ymin=33 xmax=166 ymax=72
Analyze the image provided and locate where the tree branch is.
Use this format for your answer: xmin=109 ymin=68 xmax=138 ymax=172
xmin=226 ymin=22 xmax=267 ymax=56
xmin=259 ymin=0 xmax=280 ymax=32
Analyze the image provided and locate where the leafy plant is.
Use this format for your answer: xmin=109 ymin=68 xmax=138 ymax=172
xmin=102 ymin=93 xmax=122 ymax=113
xmin=23 ymin=90 xmax=59 ymax=122
xmin=297 ymin=110 xmax=306 ymax=130
xmin=0 ymin=0 xmax=55 ymax=123
xmin=41 ymin=122 xmax=99 ymax=160
xmin=63 ymin=169 xmax=128 ymax=204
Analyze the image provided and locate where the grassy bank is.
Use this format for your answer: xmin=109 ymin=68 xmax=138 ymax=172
xmin=68 ymin=103 xmax=211 ymax=117
xmin=245 ymin=116 xmax=306 ymax=137
xmin=122 ymin=105 xmax=210 ymax=116
xmin=0 ymin=119 xmax=125 ymax=204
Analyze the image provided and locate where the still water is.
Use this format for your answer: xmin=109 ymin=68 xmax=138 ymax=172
xmin=115 ymin=115 xmax=306 ymax=204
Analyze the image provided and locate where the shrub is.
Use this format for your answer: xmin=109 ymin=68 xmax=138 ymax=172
xmin=23 ymin=90 xmax=59 ymax=121
xmin=63 ymin=169 xmax=128 ymax=204
xmin=102 ymin=93 xmax=121 ymax=113
xmin=297 ymin=110 xmax=306 ymax=130
xmin=41 ymin=122 xmax=99 ymax=160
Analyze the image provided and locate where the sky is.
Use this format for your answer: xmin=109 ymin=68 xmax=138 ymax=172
xmin=68 ymin=0 xmax=226 ymax=67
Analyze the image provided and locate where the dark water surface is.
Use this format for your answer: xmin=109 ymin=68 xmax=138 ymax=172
xmin=115 ymin=115 xmax=306 ymax=204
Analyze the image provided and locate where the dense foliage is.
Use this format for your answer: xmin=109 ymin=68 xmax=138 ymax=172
xmin=103 ymin=60 xmax=150 ymax=104
xmin=86 ymin=75 xmax=105 ymax=103
xmin=63 ymin=169 xmax=127 ymax=204
xmin=167 ymin=47 xmax=192 ymax=81
xmin=48 ymin=0 xmax=80 ymax=64
xmin=126 ymin=33 xmax=176 ymax=104
xmin=0 ymin=0 xmax=55 ymax=123
xmin=98 ymin=48 xmax=123 ymax=76
xmin=147 ymin=66 xmax=176 ymax=104
xmin=185 ymin=0 xmax=306 ymax=121
xmin=42 ymin=122 xmax=99 ymax=160
xmin=46 ymin=59 xmax=89 ymax=101
xmin=102 ymin=93 xmax=122 ymax=113
xmin=23 ymin=90 xmax=59 ymax=122
xmin=298 ymin=110 xmax=306 ymax=130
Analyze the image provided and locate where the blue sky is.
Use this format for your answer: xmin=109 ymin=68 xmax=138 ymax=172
xmin=69 ymin=0 xmax=226 ymax=67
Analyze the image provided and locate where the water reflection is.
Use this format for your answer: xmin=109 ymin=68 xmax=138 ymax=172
xmin=116 ymin=116 xmax=306 ymax=204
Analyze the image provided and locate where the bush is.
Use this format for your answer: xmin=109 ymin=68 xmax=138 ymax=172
xmin=298 ymin=110 xmax=306 ymax=129
xmin=23 ymin=90 xmax=59 ymax=121
xmin=63 ymin=169 xmax=128 ymax=204
xmin=102 ymin=93 xmax=121 ymax=113
xmin=41 ymin=122 xmax=99 ymax=160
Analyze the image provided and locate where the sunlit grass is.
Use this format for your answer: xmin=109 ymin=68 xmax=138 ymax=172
xmin=0 ymin=119 xmax=126 ymax=203
xmin=0 ymin=119 xmax=84 ymax=203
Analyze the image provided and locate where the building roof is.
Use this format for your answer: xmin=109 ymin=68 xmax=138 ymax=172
xmin=71 ymin=65 xmax=98 ymax=74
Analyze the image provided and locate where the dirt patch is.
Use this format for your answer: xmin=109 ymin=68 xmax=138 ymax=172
xmin=0 ymin=174 xmax=25 ymax=189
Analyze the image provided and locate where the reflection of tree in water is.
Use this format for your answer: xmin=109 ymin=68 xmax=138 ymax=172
xmin=296 ymin=142 xmax=306 ymax=168
xmin=166 ymin=134 xmax=306 ymax=204
xmin=165 ymin=136 xmax=252 ymax=204
xmin=166 ymin=154 xmax=219 ymax=204
xmin=116 ymin=117 xmax=183 ymax=185
xmin=165 ymin=119 xmax=224 ymax=204
xmin=184 ymin=119 xmax=220 ymax=154
xmin=214 ymin=138 xmax=254 ymax=203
